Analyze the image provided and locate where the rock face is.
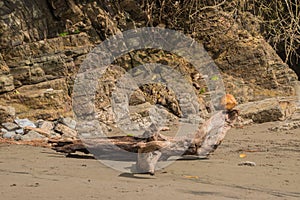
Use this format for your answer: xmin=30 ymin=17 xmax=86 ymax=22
xmin=237 ymin=97 xmax=297 ymax=123
xmin=0 ymin=0 xmax=298 ymax=123
xmin=0 ymin=53 xmax=14 ymax=92
xmin=0 ymin=105 xmax=15 ymax=123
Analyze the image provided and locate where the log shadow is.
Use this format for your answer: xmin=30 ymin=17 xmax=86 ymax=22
xmin=177 ymin=155 xmax=209 ymax=160
xmin=118 ymin=172 xmax=156 ymax=179
xmin=181 ymin=190 xmax=239 ymax=199
xmin=66 ymin=153 xmax=95 ymax=159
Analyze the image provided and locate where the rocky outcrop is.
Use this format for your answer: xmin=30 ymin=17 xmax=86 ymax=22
xmin=237 ymin=97 xmax=297 ymax=123
xmin=0 ymin=53 xmax=14 ymax=92
xmin=0 ymin=105 xmax=15 ymax=123
xmin=0 ymin=0 xmax=298 ymax=123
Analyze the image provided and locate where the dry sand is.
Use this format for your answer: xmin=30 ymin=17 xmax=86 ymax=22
xmin=0 ymin=122 xmax=299 ymax=200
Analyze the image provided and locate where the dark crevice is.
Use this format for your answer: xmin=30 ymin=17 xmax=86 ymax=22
xmin=277 ymin=50 xmax=300 ymax=81
xmin=45 ymin=0 xmax=61 ymax=21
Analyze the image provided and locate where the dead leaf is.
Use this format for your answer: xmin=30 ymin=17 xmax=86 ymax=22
xmin=239 ymin=153 xmax=247 ymax=158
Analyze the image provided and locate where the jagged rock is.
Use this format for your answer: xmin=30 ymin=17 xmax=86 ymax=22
xmin=269 ymin=105 xmax=300 ymax=131
xmin=140 ymin=84 xmax=183 ymax=117
xmin=237 ymin=98 xmax=297 ymax=123
xmin=54 ymin=123 xmax=77 ymax=138
xmin=1 ymin=128 xmax=8 ymax=133
xmin=21 ymin=130 xmax=46 ymax=141
xmin=0 ymin=74 xmax=14 ymax=92
xmin=0 ymin=0 xmax=298 ymax=121
xmin=35 ymin=119 xmax=45 ymax=128
xmin=59 ymin=117 xmax=76 ymax=130
xmin=0 ymin=105 xmax=15 ymax=123
xmin=13 ymin=134 xmax=22 ymax=141
xmin=2 ymin=131 xmax=16 ymax=139
xmin=4 ymin=79 xmax=72 ymax=120
xmin=14 ymin=118 xmax=36 ymax=128
xmin=15 ymin=129 xmax=24 ymax=135
xmin=0 ymin=53 xmax=12 ymax=95
xmin=127 ymin=102 xmax=178 ymax=131
xmin=23 ymin=126 xmax=52 ymax=138
xmin=37 ymin=120 xmax=55 ymax=132
xmin=1 ymin=122 xmax=19 ymax=131
xmin=129 ymin=90 xmax=146 ymax=106
xmin=50 ymin=133 xmax=62 ymax=139
xmin=0 ymin=53 xmax=9 ymax=74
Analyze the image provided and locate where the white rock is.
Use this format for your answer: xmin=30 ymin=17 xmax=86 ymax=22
xmin=14 ymin=118 xmax=36 ymax=128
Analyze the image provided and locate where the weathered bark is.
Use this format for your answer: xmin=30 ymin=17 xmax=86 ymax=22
xmin=50 ymin=109 xmax=239 ymax=174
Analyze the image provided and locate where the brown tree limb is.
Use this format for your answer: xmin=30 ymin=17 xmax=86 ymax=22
xmin=49 ymin=109 xmax=239 ymax=174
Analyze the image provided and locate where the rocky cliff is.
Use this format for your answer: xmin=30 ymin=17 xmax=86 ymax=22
xmin=0 ymin=0 xmax=298 ymax=123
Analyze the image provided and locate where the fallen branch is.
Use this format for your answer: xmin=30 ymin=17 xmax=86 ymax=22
xmin=50 ymin=109 xmax=239 ymax=175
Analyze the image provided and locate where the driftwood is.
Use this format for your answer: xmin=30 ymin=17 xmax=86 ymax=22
xmin=50 ymin=109 xmax=239 ymax=175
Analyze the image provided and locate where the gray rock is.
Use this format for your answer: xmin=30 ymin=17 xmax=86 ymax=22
xmin=59 ymin=117 xmax=76 ymax=130
xmin=21 ymin=130 xmax=46 ymax=141
xmin=236 ymin=97 xmax=297 ymax=123
xmin=15 ymin=129 xmax=24 ymax=135
xmin=35 ymin=119 xmax=45 ymax=127
xmin=38 ymin=120 xmax=54 ymax=131
xmin=54 ymin=123 xmax=77 ymax=138
xmin=1 ymin=128 xmax=8 ymax=133
xmin=129 ymin=90 xmax=146 ymax=105
xmin=14 ymin=118 xmax=36 ymax=128
xmin=13 ymin=134 xmax=22 ymax=141
xmin=2 ymin=122 xmax=19 ymax=131
xmin=2 ymin=132 xmax=16 ymax=139
xmin=50 ymin=133 xmax=62 ymax=139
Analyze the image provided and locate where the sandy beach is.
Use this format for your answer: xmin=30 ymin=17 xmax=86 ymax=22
xmin=0 ymin=122 xmax=299 ymax=200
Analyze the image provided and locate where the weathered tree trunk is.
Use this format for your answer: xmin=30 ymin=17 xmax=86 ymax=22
xmin=50 ymin=110 xmax=239 ymax=175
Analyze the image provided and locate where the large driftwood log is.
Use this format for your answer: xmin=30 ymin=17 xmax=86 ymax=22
xmin=50 ymin=109 xmax=239 ymax=175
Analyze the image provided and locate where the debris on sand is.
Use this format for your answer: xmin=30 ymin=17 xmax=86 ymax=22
xmin=238 ymin=161 xmax=256 ymax=167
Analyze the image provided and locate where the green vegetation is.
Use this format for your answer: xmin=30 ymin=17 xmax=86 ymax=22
xmin=74 ymin=29 xmax=80 ymax=34
xmin=199 ymin=88 xmax=206 ymax=94
xmin=59 ymin=29 xmax=80 ymax=37
xmin=58 ymin=32 xmax=69 ymax=37
xmin=211 ymin=75 xmax=219 ymax=81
